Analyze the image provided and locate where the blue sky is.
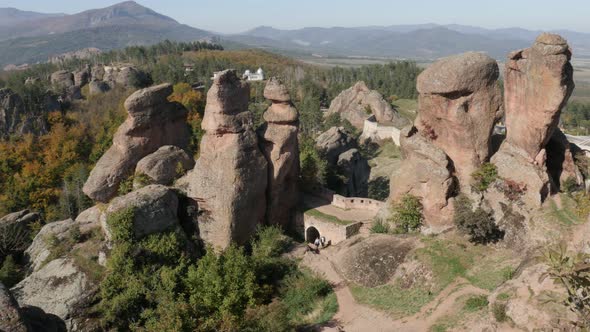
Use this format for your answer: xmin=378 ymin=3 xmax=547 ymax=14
xmin=3 ymin=0 xmax=589 ymax=33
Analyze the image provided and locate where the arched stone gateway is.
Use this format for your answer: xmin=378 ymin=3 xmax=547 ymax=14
xmin=306 ymin=226 xmax=320 ymax=243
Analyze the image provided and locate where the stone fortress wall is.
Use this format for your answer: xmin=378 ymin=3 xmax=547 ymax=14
xmin=361 ymin=115 xmax=402 ymax=146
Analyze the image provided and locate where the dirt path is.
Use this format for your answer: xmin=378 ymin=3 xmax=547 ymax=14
xmin=299 ymin=245 xmax=489 ymax=332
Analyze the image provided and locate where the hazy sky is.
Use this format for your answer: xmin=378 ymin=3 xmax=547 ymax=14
xmin=2 ymin=0 xmax=590 ymax=34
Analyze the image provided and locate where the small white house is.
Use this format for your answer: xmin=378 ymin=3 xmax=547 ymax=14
xmin=243 ymin=68 xmax=264 ymax=81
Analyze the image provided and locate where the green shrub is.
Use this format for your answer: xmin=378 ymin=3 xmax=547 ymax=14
xmin=562 ymin=176 xmax=580 ymax=194
xmin=370 ymin=219 xmax=391 ymax=234
xmin=471 ymin=163 xmax=498 ymax=192
xmin=463 ymin=295 xmax=488 ymax=312
xmin=280 ymin=270 xmax=333 ymax=322
xmin=368 ymin=176 xmax=390 ymax=201
xmin=133 ymin=172 xmax=153 ymax=189
xmin=454 ymin=195 xmax=504 ymax=244
xmin=106 ymin=207 xmax=135 ymax=243
xmin=252 ymin=225 xmax=290 ymax=259
xmin=492 ymin=302 xmax=508 ymax=322
xmin=117 ymin=175 xmax=135 ymax=196
xmin=390 ymin=194 xmax=423 ymax=233
xmin=0 ymin=255 xmax=24 ymax=287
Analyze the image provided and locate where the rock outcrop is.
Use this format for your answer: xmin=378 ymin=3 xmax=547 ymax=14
xmin=0 ymin=282 xmax=29 ymax=332
xmin=83 ymin=83 xmax=190 ymax=202
xmin=492 ymin=34 xmax=576 ymax=205
xmin=503 ymin=33 xmax=574 ymax=161
xmin=315 ymin=126 xmax=370 ymax=197
xmin=88 ymin=80 xmax=110 ymax=96
xmin=177 ymin=70 xmax=267 ymax=250
xmin=50 ymin=70 xmax=74 ymax=89
xmin=103 ymin=66 xmax=150 ymax=89
xmin=415 ymin=52 xmax=503 ymax=185
xmin=0 ymin=88 xmax=48 ymax=139
xmin=73 ymin=67 xmax=90 ymax=87
xmin=388 ymin=127 xmax=457 ymax=231
xmin=103 ymin=184 xmax=180 ymax=241
xmin=327 ymin=81 xmax=408 ymax=129
xmin=315 ymin=126 xmax=357 ymax=164
xmin=257 ymin=77 xmax=299 ymax=228
xmin=135 ymin=145 xmax=195 ymax=186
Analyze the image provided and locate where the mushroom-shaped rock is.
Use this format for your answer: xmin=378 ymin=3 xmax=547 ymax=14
xmin=415 ymin=52 xmax=503 ymax=186
xmin=177 ymin=70 xmax=267 ymax=250
xmin=258 ymin=77 xmax=300 ymax=228
xmin=103 ymin=184 xmax=179 ymax=241
xmin=327 ymin=81 xmax=408 ymax=129
xmin=135 ymin=145 xmax=195 ymax=185
xmin=83 ymin=83 xmax=190 ymax=202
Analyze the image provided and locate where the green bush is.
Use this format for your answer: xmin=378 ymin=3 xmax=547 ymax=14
xmin=368 ymin=176 xmax=390 ymax=201
xmin=562 ymin=176 xmax=580 ymax=194
xmin=280 ymin=270 xmax=333 ymax=322
xmin=471 ymin=163 xmax=498 ymax=192
xmin=463 ymin=295 xmax=488 ymax=312
xmin=252 ymin=225 xmax=290 ymax=259
xmin=454 ymin=195 xmax=504 ymax=244
xmin=370 ymin=219 xmax=391 ymax=234
xmin=390 ymin=194 xmax=423 ymax=233
xmin=106 ymin=207 xmax=135 ymax=243
xmin=0 ymin=255 xmax=24 ymax=288
xmin=492 ymin=302 xmax=508 ymax=322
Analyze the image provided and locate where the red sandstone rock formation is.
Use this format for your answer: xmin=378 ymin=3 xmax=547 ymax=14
xmin=83 ymin=84 xmax=190 ymax=202
xmin=258 ymin=77 xmax=300 ymax=229
xmin=415 ymin=52 xmax=503 ymax=186
xmin=178 ymin=70 xmax=267 ymax=250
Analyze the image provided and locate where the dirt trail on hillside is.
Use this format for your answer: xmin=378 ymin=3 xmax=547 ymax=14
xmin=299 ymin=245 xmax=490 ymax=332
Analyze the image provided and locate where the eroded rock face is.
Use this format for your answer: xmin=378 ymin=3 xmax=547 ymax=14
xmin=103 ymin=184 xmax=179 ymax=241
xmin=504 ymin=33 xmax=575 ymax=161
xmin=11 ymin=258 xmax=92 ymax=327
xmin=315 ymin=126 xmax=370 ymax=197
xmin=73 ymin=67 xmax=90 ymax=87
xmin=135 ymin=145 xmax=195 ymax=186
xmin=315 ymin=126 xmax=357 ymax=164
xmin=415 ymin=52 xmax=503 ymax=185
xmin=177 ymin=70 xmax=267 ymax=249
xmin=492 ymin=34 xmax=576 ymax=205
xmin=327 ymin=81 xmax=408 ymax=129
xmin=0 ymin=282 xmax=29 ymax=332
xmin=258 ymin=78 xmax=299 ymax=228
xmin=388 ymin=127 xmax=457 ymax=231
xmin=0 ymin=88 xmax=48 ymax=138
xmin=83 ymin=83 xmax=190 ymax=202
xmin=546 ymin=129 xmax=583 ymax=190
xmin=25 ymin=219 xmax=77 ymax=272
xmin=50 ymin=70 xmax=74 ymax=89
xmin=88 ymin=80 xmax=110 ymax=96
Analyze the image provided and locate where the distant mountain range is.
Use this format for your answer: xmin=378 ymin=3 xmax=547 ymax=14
xmin=1 ymin=1 xmax=590 ymax=67
xmin=226 ymin=25 xmax=590 ymax=60
xmin=0 ymin=1 xmax=212 ymax=66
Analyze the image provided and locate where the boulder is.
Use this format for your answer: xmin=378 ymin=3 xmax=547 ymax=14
xmin=504 ymin=33 xmax=574 ymax=161
xmin=490 ymin=263 xmax=577 ymax=330
xmin=88 ymin=80 xmax=110 ymax=96
xmin=73 ymin=67 xmax=90 ymax=87
xmin=91 ymin=65 xmax=104 ymax=81
xmin=337 ymin=148 xmax=370 ymax=197
xmin=315 ymin=126 xmax=357 ymax=164
xmin=103 ymin=185 xmax=179 ymax=241
xmin=103 ymin=66 xmax=150 ymax=89
xmin=258 ymin=77 xmax=300 ymax=228
xmin=50 ymin=70 xmax=74 ymax=89
xmin=0 ymin=282 xmax=29 ymax=332
xmin=388 ymin=127 xmax=457 ymax=231
xmin=11 ymin=258 xmax=93 ymax=328
xmin=25 ymin=219 xmax=77 ymax=272
xmin=0 ymin=209 xmax=41 ymax=228
xmin=415 ymin=52 xmax=503 ymax=186
xmin=83 ymin=83 xmax=190 ymax=202
xmin=135 ymin=145 xmax=195 ymax=185
xmin=177 ymin=70 xmax=267 ymax=250
xmin=326 ymin=81 xmax=408 ymax=129
xmin=74 ymin=205 xmax=103 ymax=233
